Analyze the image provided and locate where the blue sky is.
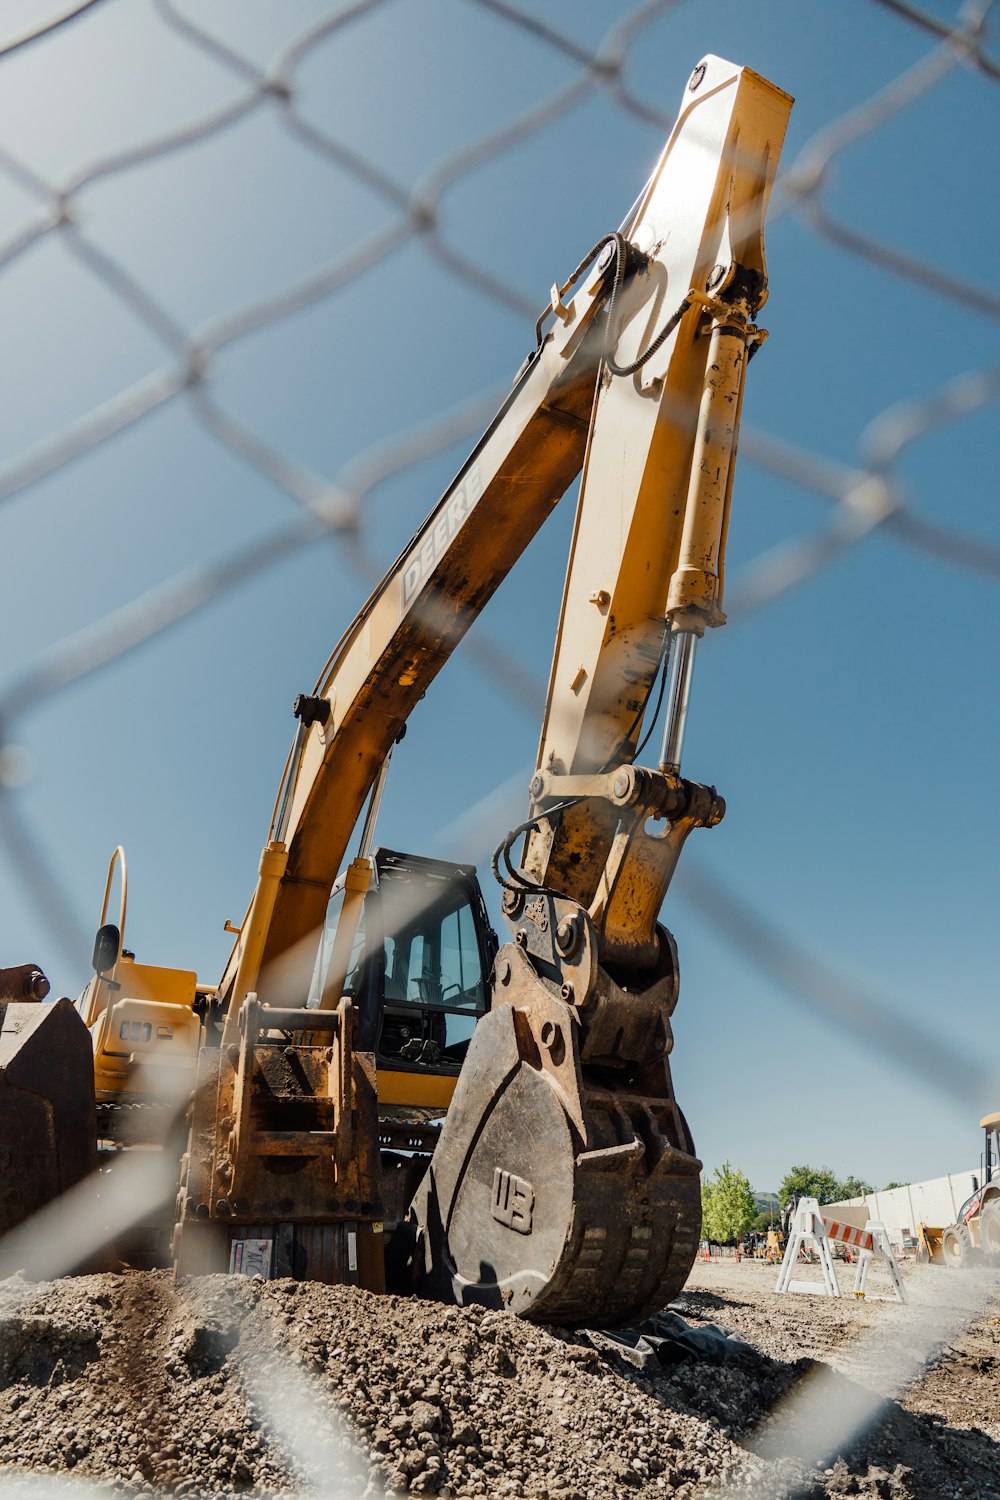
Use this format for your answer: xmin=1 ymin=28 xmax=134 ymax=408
xmin=0 ymin=0 xmax=997 ymax=1195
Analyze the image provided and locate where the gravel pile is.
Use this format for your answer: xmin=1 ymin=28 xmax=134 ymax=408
xmin=0 ymin=1259 xmax=997 ymax=1499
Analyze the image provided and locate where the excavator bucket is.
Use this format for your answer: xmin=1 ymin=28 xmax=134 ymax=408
xmin=399 ymin=942 xmax=702 ymax=1327
xmin=917 ymin=1223 xmax=946 ymax=1265
xmin=0 ymin=997 xmax=98 ymax=1241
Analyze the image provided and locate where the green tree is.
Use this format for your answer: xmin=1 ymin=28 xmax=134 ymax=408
xmin=701 ymin=1161 xmax=758 ymax=1243
xmin=779 ymin=1164 xmax=842 ymax=1206
xmin=750 ymin=1209 xmax=777 ymax=1233
xmin=880 ymin=1181 xmax=905 ymax=1192
xmin=837 ymin=1175 xmax=874 ymax=1201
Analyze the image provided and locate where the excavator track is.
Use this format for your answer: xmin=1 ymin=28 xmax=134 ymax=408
xmin=97 ymin=1098 xmax=181 ymax=1147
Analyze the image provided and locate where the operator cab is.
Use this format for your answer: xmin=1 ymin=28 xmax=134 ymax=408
xmin=311 ymin=848 xmax=497 ymax=1113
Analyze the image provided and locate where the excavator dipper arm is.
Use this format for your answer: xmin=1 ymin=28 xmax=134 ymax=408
xmin=175 ymin=56 xmax=791 ymax=1312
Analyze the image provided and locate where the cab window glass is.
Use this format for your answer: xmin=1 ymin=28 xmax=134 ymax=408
xmin=440 ymin=903 xmax=482 ymax=1006
xmin=342 ymin=907 xmax=367 ymax=999
xmin=382 ymin=885 xmax=484 ymax=1011
xmin=310 ymin=886 xmax=368 ymax=1004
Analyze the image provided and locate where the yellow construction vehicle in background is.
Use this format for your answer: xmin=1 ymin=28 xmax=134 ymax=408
xmin=922 ymin=1112 xmax=1000 ymax=1268
xmin=75 ymin=847 xmax=208 ymax=1143
xmin=0 ymin=56 xmax=792 ymax=1325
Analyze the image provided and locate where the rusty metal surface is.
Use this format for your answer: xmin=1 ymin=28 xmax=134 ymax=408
xmin=0 ymin=964 xmax=50 ymax=1001
xmin=524 ymin=769 xmax=724 ymax=975
xmin=0 ymin=998 xmax=97 ymax=1241
xmin=173 ymin=997 xmax=384 ymax=1286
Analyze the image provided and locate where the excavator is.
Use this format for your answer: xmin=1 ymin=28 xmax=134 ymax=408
xmin=0 ymin=56 xmax=792 ymax=1327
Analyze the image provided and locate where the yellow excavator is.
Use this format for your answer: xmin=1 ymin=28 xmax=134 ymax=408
xmin=0 ymin=56 xmax=792 ymax=1325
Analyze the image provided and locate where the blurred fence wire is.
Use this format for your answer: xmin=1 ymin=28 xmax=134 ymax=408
xmin=0 ymin=0 xmax=998 ymax=1493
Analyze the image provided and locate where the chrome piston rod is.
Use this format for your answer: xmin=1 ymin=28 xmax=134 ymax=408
xmin=658 ymin=629 xmax=698 ymax=774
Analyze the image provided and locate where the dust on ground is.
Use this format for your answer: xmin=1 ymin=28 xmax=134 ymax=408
xmin=0 ymin=1254 xmax=996 ymax=1499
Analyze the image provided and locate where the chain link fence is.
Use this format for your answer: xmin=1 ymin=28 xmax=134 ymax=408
xmin=0 ymin=0 xmax=997 ymax=1493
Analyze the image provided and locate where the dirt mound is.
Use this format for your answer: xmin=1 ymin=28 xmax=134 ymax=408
xmin=0 ymin=1263 xmax=996 ymax=1499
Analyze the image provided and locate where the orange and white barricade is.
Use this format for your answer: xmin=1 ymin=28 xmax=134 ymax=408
xmin=823 ymin=1216 xmax=870 ymax=1254
xmin=777 ymin=1202 xmax=906 ymax=1303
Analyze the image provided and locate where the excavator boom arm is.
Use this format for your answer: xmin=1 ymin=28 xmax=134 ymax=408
xmin=220 ymin=303 xmax=604 ymax=1018
xmin=219 ymin=55 xmax=791 ymax=1027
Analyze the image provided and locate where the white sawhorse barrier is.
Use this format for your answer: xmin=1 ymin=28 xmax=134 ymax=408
xmin=775 ymin=1198 xmax=841 ymax=1296
xmin=775 ymin=1199 xmax=907 ymax=1302
xmin=852 ymin=1219 xmax=907 ymax=1303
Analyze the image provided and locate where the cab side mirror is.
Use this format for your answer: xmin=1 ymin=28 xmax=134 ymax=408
xmin=92 ymin=923 xmax=121 ymax=976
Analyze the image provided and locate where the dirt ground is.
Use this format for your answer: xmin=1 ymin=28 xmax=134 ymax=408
xmin=0 ymin=1253 xmax=997 ymax=1499
xmin=679 ymin=1255 xmax=1000 ymax=1496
